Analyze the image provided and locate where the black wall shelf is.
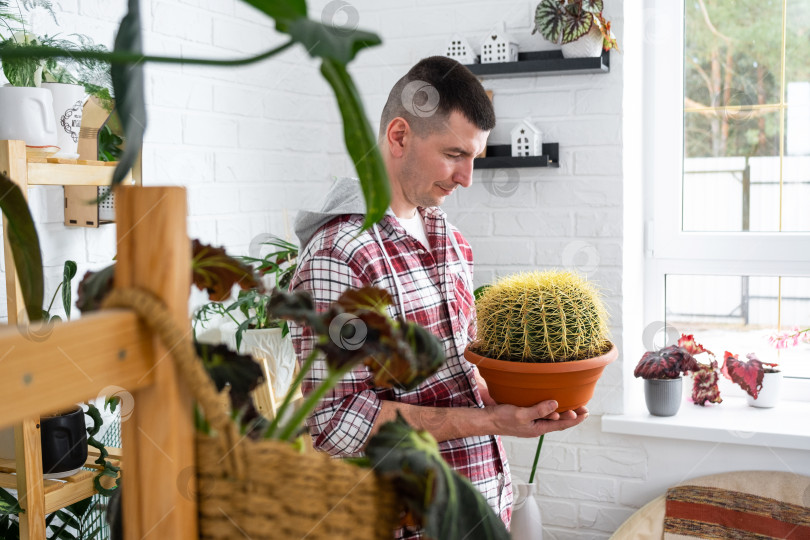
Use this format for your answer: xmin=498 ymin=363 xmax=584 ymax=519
xmin=464 ymin=49 xmax=609 ymax=78
xmin=474 ymin=143 xmax=559 ymax=169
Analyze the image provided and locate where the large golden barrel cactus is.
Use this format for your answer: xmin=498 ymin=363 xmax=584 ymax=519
xmin=472 ymin=271 xmax=611 ymax=363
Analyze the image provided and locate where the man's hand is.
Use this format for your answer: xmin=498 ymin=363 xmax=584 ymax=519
xmin=366 ymin=399 xmax=588 ymax=447
xmin=485 ymin=400 xmax=589 ymax=438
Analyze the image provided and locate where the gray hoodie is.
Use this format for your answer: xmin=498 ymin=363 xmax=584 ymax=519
xmin=294 ymin=176 xmax=389 ymax=250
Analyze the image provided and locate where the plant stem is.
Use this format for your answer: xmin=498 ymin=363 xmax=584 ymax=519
xmin=528 ymin=434 xmax=545 ymax=485
xmin=277 ymin=362 xmax=355 ymax=442
xmin=45 ymin=282 xmax=62 ymax=315
xmin=0 ymin=40 xmax=295 ymax=67
xmin=264 ymin=348 xmax=319 ymax=439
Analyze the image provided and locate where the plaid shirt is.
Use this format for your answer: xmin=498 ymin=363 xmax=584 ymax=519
xmin=290 ymin=206 xmax=513 ymax=537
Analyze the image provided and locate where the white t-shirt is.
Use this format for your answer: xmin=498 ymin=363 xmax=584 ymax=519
xmin=396 ymin=211 xmax=430 ymax=250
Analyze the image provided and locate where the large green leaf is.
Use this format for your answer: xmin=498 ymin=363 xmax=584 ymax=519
xmin=286 ymin=17 xmax=381 ymax=65
xmin=533 ymin=0 xmax=567 ymax=43
xmin=109 ymin=0 xmax=146 ymax=189
xmin=367 ymin=414 xmax=510 ymax=540
xmin=0 ymin=173 xmax=43 ymax=321
xmin=321 ymin=58 xmax=390 ymax=228
xmin=239 ymin=0 xmax=307 ymax=31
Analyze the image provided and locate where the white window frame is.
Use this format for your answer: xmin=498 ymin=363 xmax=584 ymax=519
xmin=642 ymin=0 xmax=810 ymax=399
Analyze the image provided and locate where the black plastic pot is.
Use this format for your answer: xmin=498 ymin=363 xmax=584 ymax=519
xmin=41 ymin=406 xmax=88 ymax=476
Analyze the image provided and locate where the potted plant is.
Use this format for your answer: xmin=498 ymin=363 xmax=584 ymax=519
xmin=532 ymin=0 xmax=619 ymax=58
xmin=722 ymin=351 xmax=781 ymax=408
xmin=193 ymin=237 xmax=300 ymax=416
xmin=0 ymin=1 xmax=110 ymax=156
xmin=465 ymin=270 xmax=617 ymax=411
xmin=634 ymin=333 xmax=715 ymax=416
xmin=83 ymin=244 xmax=510 ymax=539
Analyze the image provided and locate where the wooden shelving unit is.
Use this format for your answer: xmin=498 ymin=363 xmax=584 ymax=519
xmin=1 ymin=139 xmax=138 ymax=538
xmin=464 ymin=49 xmax=610 ymax=78
xmin=0 ymin=446 xmax=122 ymax=514
xmin=474 ymin=143 xmax=560 ymax=169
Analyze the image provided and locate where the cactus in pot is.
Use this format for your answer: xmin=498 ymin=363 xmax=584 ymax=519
xmin=473 ymin=271 xmax=612 ymax=363
xmin=465 ymin=270 xmax=617 ymax=411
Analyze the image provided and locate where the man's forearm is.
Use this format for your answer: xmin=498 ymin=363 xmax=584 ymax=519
xmin=368 ymin=400 xmax=492 ymax=444
xmin=361 ymin=398 xmax=588 ymax=451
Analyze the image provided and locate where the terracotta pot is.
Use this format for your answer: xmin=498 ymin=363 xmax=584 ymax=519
xmin=464 ymin=344 xmax=618 ymax=412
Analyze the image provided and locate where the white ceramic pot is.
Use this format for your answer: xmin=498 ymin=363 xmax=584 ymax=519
xmin=746 ymin=370 xmax=783 ymax=408
xmin=511 ymin=479 xmax=543 ymax=539
xmin=42 ymin=82 xmax=88 ymax=158
xmin=0 ymin=86 xmax=58 ymax=151
xmin=561 ymin=24 xmax=604 ymax=58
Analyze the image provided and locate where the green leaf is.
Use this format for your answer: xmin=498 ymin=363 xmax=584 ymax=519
xmin=320 ymin=58 xmax=390 ymax=229
xmin=561 ymin=4 xmax=594 ymax=44
xmin=580 ymin=0 xmax=604 ymax=14
xmin=286 ymin=18 xmax=381 ymax=65
xmin=473 ymin=285 xmax=491 ymax=302
xmin=0 ymin=39 xmax=41 ymax=86
xmin=367 ymin=414 xmax=510 ymax=540
xmin=109 ymin=0 xmax=146 ymax=189
xmin=0 ymin=173 xmax=43 ymax=321
xmin=85 ymin=403 xmax=103 ymax=438
xmin=61 ymin=260 xmax=77 ymax=319
xmin=239 ymin=0 xmax=307 ymax=30
xmin=533 ymin=0 xmax=567 ymax=43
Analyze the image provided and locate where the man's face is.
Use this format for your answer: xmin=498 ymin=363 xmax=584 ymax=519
xmin=398 ymin=110 xmax=489 ymax=209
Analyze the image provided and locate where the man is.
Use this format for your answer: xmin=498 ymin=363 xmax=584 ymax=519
xmin=290 ymin=56 xmax=587 ymax=537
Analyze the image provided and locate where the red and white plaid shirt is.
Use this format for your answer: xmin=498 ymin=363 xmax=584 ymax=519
xmin=290 ymin=206 xmax=513 ymax=537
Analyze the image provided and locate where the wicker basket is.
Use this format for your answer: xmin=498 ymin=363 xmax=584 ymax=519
xmin=103 ymin=289 xmax=400 ymax=539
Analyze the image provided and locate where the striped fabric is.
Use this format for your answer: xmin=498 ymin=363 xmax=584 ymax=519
xmin=665 ymin=485 xmax=810 ymax=539
xmin=290 ymin=206 xmax=512 ymax=539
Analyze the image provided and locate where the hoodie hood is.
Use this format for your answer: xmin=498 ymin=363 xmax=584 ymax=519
xmin=295 ymin=176 xmax=389 ymax=249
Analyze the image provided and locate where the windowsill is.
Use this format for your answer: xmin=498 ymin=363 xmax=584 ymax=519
xmin=602 ymin=397 xmax=810 ymax=451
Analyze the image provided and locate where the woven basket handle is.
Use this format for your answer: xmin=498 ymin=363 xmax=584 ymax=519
xmin=101 ymin=287 xmax=246 ymax=477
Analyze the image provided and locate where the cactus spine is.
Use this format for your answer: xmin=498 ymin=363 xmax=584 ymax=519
xmin=473 ymin=271 xmax=611 ymax=363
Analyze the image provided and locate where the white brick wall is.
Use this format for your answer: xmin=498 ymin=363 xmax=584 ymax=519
xmin=4 ymin=2 xmax=810 ymax=538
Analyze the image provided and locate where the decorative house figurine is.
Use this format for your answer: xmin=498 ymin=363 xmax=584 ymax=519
xmin=481 ymin=22 xmax=519 ymax=64
xmin=445 ymin=33 xmax=478 ymax=64
xmin=511 ymin=118 xmax=543 ymax=157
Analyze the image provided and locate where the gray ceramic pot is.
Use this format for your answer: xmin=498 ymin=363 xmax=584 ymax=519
xmin=644 ymin=377 xmax=682 ymax=416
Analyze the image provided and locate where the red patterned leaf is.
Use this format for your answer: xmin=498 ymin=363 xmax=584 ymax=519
xmin=721 ymin=351 xmax=764 ymax=399
xmin=634 ymin=345 xmax=698 ymax=379
xmin=677 ymin=334 xmax=714 ymax=358
xmin=691 ymin=360 xmax=722 ymax=406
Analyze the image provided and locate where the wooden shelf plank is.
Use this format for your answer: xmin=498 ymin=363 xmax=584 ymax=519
xmin=26 ymin=161 xmax=132 ymax=186
xmin=0 ymin=312 xmax=155 ymax=430
xmin=465 ymin=49 xmax=610 ymax=78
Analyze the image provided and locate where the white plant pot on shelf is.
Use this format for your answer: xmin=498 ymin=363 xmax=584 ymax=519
xmin=42 ymin=82 xmax=89 ymax=158
xmin=510 ymin=479 xmax=543 ymax=539
xmin=561 ymin=24 xmax=604 ymax=59
xmin=0 ymin=86 xmax=58 ymax=153
xmin=746 ymin=370 xmax=783 ymax=408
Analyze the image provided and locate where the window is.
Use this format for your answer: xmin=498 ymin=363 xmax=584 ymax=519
xmin=645 ymin=0 xmax=810 ymax=386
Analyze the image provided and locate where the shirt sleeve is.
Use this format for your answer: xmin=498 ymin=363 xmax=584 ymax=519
xmin=289 ymin=247 xmax=383 ymax=457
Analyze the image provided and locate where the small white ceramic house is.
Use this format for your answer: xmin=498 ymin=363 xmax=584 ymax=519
xmin=511 ymin=118 xmax=543 ymax=157
xmin=480 ymin=22 xmax=519 ymax=64
xmin=445 ymin=34 xmax=478 ymax=64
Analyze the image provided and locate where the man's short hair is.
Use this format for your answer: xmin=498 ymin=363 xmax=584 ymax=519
xmin=378 ymin=56 xmax=495 ymax=139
